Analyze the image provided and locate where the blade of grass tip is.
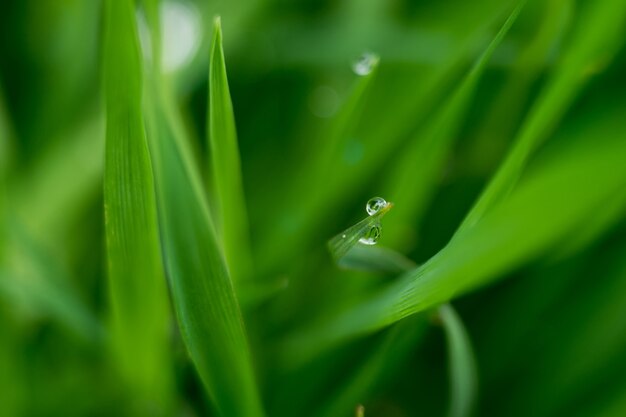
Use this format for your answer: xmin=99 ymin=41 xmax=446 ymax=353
xmin=143 ymin=13 xmax=264 ymax=415
xmin=282 ymin=119 xmax=626 ymax=363
xmin=453 ymin=0 xmax=626 ymax=238
xmin=103 ymin=0 xmax=173 ymax=410
xmin=144 ymin=48 xmax=265 ymax=417
xmin=328 ymin=200 xmax=393 ymax=262
xmin=467 ymin=0 xmax=573 ymax=174
xmin=208 ymin=17 xmax=253 ymax=283
xmin=382 ymin=0 xmax=525 ymax=247
xmin=438 ymin=304 xmax=478 ymax=417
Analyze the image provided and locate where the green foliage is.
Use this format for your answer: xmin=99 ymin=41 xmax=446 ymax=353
xmin=207 ymin=17 xmax=253 ymax=282
xmin=2 ymin=0 xmax=626 ymax=416
xmin=103 ymin=0 xmax=172 ymax=410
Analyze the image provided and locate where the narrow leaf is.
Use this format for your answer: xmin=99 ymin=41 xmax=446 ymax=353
xmin=146 ymin=70 xmax=265 ymax=417
xmin=208 ymin=17 xmax=253 ymax=282
xmin=103 ymin=0 xmax=173 ymax=410
xmin=328 ymin=200 xmax=392 ymax=262
xmin=383 ymin=1 xmax=525 ymax=247
xmin=454 ymin=0 xmax=626 ymax=237
xmin=438 ymin=304 xmax=478 ymax=417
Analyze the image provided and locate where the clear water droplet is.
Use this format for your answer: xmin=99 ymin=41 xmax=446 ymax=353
xmin=352 ymin=52 xmax=379 ymax=76
xmin=366 ymin=197 xmax=387 ymax=216
xmin=359 ymin=224 xmax=381 ymax=245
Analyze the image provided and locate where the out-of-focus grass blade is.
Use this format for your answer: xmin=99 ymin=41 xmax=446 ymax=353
xmin=10 ymin=115 xmax=103 ymax=244
xmin=145 ymin=71 xmax=265 ymax=417
xmin=208 ymin=17 xmax=253 ymax=282
xmin=0 ymin=85 xmax=103 ymax=341
xmin=382 ymin=1 xmax=525 ymax=248
xmin=103 ymin=0 xmax=173 ymax=411
xmin=316 ymin=317 xmax=426 ymax=417
xmin=338 ymin=245 xmax=417 ymax=274
xmin=0 ymin=223 xmax=101 ymax=339
xmin=283 ymin=119 xmax=626 ymax=362
xmin=0 ymin=312 xmax=25 ymax=416
xmin=454 ymin=0 xmax=626 ymax=237
xmin=438 ymin=304 xmax=477 ymax=417
xmin=0 ymin=85 xmax=11 ymax=179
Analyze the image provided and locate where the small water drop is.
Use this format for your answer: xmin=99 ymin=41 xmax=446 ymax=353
xmin=342 ymin=234 xmax=347 ymax=238
xmin=366 ymin=197 xmax=387 ymax=216
xmin=359 ymin=224 xmax=381 ymax=245
xmin=352 ymin=52 xmax=379 ymax=76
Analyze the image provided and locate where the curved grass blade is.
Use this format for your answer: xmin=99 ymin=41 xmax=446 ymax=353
xmin=454 ymin=0 xmax=626 ymax=237
xmin=283 ymin=117 xmax=626 ymax=362
xmin=145 ymin=71 xmax=265 ymax=417
xmin=103 ymin=0 xmax=173 ymax=410
xmin=208 ymin=17 xmax=253 ymax=282
xmin=338 ymin=245 xmax=417 ymax=274
xmin=438 ymin=304 xmax=478 ymax=417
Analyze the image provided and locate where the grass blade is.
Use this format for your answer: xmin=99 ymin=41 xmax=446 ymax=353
xmin=208 ymin=17 xmax=253 ymax=282
xmin=103 ymin=0 xmax=173 ymax=410
xmin=146 ymin=69 xmax=265 ymax=417
xmin=454 ymin=0 xmax=626 ymax=237
xmin=328 ymin=200 xmax=392 ymax=262
xmin=337 ymin=245 xmax=417 ymax=274
xmin=284 ymin=115 xmax=626 ymax=361
xmin=382 ymin=1 xmax=525 ymax=248
xmin=438 ymin=304 xmax=478 ymax=417
xmin=0 ymin=222 xmax=102 ymax=339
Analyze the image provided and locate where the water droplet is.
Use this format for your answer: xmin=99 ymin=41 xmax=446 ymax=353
xmin=366 ymin=197 xmax=387 ymax=216
xmin=342 ymin=234 xmax=346 ymax=238
xmin=359 ymin=224 xmax=381 ymax=245
xmin=352 ymin=52 xmax=379 ymax=76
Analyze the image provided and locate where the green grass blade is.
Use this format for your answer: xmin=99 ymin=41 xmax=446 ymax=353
xmin=328 ymin=201 xmax=392 ymax=262
xmin=146 ymin=76 xmax=265 ymax=417
xmin=283 ymin=117 xmax=626 ymax=361
xmin=0 ymin=222 xmax=102 ymax=339
xmin=454 ymin=0 xmax=626 ymax=237
xmin=208 ymin=17 xmax=253 ymax=282
xmin=317 ymin=317 xmax=427 ymax=417
xmin=103 ymin=0 xmax=173 ymax=410
xmin=338 ymin=245 xmax=417 ymax=274
xmin=382 ymin=1 xmax=525 ymax=248
xmin=438 ymin=304 xmax=478 ymax=417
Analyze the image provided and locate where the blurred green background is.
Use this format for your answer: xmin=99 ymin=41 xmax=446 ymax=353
xmin=1 ymin=0 xmax=626 ymax=416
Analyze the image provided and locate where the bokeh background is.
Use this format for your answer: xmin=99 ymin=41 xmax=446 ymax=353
xmin=1 ymin=0 xmax=626 ymax=416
